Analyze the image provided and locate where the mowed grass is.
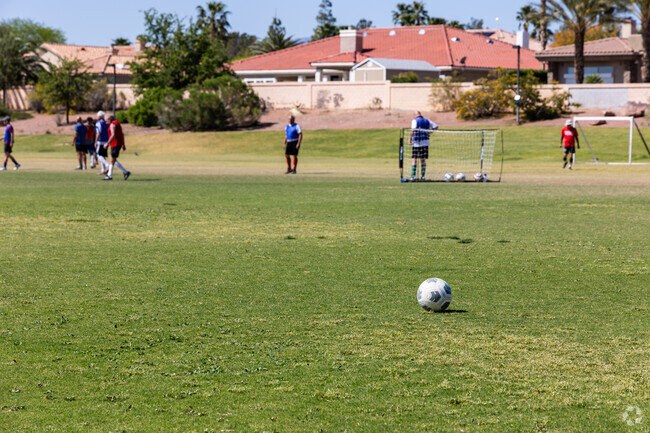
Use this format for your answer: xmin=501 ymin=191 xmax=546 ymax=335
xmin=0 ymin=125 xmax=649 ymax=432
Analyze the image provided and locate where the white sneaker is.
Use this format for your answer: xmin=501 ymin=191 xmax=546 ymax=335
xmin=14 ymin=163 xmax=20 ymax=170
xmin=0 ymin=167 xmax=6 ymax=171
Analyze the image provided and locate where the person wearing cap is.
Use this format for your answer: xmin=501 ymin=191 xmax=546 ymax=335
xmin=1 ymin=116 xmax=20 ymax=171
xmin=72 ymin=116 xmax=87 ymax=170
xmin=102 ymin=114 xmax=131 ymax=181
xmin=408 ymin=111 xmax=438 ymax=181
xmin=95 ymin=111 xmax=110 ymax=175
xmin=560 ymin=119 xmax=580 ymax=170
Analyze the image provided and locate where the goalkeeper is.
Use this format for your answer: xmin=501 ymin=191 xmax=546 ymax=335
xmin=408 ymin=111 xmax=438 ymax=180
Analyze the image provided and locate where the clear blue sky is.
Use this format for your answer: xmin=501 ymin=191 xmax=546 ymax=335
xmin=0 ymin=0 xmax=533 ymax=46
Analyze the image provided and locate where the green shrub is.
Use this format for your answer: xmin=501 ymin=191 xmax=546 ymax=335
xmin=116 ymin=110 xmax=129 ymax=124
xmin=0 ymin=102 xmax=33 ymax=120
xmin=585 ymin=74 xmax=604 ymax=84
xmin=391 ymin=71 xmax=419 ymax=83
xmin=453 ymin=68 xmax=571 ymax=122
xmin=156 ymin=76 xmax=261 ymax=131
xmin=123 ymin=87 xmax=174 ymax=127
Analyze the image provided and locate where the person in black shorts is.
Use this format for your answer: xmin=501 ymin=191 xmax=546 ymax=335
xmin=283 ymin=115 xmax=302 ymax=174
xmin=72 ymin=117 xmax=87 ymax=170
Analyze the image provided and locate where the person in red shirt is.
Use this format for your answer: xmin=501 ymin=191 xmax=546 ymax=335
xmin=102 ymin=115 xmax=131 ymax=181
xmin=560 ymin=119 xmax=580 ymax=170
xmin=86 ymin=117 xmax=97 ymax=169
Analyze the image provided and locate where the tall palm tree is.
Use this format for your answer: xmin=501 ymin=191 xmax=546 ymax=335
xmin=392 ymin=3 xmax=415 ymax=26
xmin=411 ymin=2 xmax=430 ymax=25
xmin=517 ymin=5 xmax=536 ymax=32
xmin=196 ymin=2 xmax=230 ymax=40
xmin=629 ymin=1 xmax=650 ymax=82
xmin=544 ymin=0 xmax=627 ymax=83
xmin=540 ymin=0 xmax=549 ymax=50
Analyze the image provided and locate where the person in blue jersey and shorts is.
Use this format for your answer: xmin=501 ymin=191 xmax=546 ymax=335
xmin=408 ymin=111 xmax=438 ymax=181
xmin=1 ymin=116 xmax=20 ymax=171
xmin=283 ymin=114 xmax=302 ymax=174
xmin=72 ymin=117 xmax=87 ymax=170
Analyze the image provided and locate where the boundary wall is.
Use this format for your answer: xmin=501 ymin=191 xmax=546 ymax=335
xmin=4 ymin=82 xmax=650 ymax=112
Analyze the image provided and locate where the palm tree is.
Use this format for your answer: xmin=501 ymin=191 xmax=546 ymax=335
xmin=392 ymin=2 xmax=430 ymax=26
xmin=544 ymin=0 xmax=627 ymax=83
xmin=252 ymin=17 xmax=299 ymax=55
xmin=196 ymin=2 xmax=230 ymax=40
xmin=540 ymin=0 xmax=549 ymax=50
xmin=392 ymin=3 xmax=415 ymax=26
xmin=411 ymin=2 xmax=430 ymax=25
xmin=517 ymin=6 xmax=536 ymax=32
xmin=629 ymin=1 xmax=650 ymax=82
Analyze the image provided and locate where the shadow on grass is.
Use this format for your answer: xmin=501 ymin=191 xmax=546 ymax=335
xmin=437 ymin=309 xmax=468 ymax=314
xmin=128 ymin=178 xmax=162 ymax=182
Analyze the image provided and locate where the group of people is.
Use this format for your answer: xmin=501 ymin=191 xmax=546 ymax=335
xmin=72 ymin=111 xmax=131 ymax=180
xmin=4 ymin=111 xmax=579 ymax=178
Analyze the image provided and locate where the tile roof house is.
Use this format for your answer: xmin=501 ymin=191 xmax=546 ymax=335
xmin=466 ymin=29 xmax=544 ymax=52
xmin=37 ymin=41 xmax=146 ymax=83
xmin=535 ymin=21 xmax=643 ymax=84
xmin=230 ymin=25 xmax=543 ymax=83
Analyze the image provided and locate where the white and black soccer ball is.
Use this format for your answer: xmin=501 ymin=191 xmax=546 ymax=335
xmin=455 ymin=173 xmax=466 ymax=182
xmin=443 ymin=172 xmax=454 ymax=182
xmin=474 ymin=172 xmax=486 ymax=182
xmin=417 ymin=278 xmax=452 ymax=312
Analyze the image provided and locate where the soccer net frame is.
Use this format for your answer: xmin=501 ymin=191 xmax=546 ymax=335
xmin=399 ymin=128 xmax=504 ymax=182
xmin=572 ymin=116 xmax=650 ymax=165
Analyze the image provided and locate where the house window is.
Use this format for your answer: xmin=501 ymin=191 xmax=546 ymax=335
xmin=564 ymin=66 xmax=614 ymax=84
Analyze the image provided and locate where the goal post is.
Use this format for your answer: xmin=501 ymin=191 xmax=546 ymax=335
xmin=572 ymin=116 xmax=650 ymax=165
xmin=399 ymin=128 xmax=503 ymax=182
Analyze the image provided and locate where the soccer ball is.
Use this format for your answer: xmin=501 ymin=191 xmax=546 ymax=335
xmin=443 ymin=172 xmax=454 ymax=182
xmin=417 ymin=278 xmax=452 ymax=312
xmin=474 ymin=172 xmax=486 ymax=182
xmin=455 ymin=173 xmax=466 ymax=182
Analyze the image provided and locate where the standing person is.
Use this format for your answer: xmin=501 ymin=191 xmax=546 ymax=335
xmin=102 ymin=114 xmax=131 ymax=181
xmin=1 ymin=116 xmax=20 ymax=171
xmin=283 ymin=114 xmax=302 ymax=174
xmin=560 ymin=119 xmax=580 ymax=170
xmin=72 ymin=116 xmax=87 ymax=170
xmin=408 ymin=111 xmax=438 ymax=181
xmin=86 ymin=117 xmax=97 ymax=168
xmin=95 ymin=111 xmax=110 ymax=175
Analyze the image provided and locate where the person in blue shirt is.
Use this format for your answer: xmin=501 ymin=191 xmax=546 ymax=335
xmin=72 ymin=117 xmax=87 ymax=170
xmin=408 ymin=111 xmax=438 ymax=181
xmin=283 ymin=115 xmax=302 ymax=174
xmin=1 ymin=116 xmax=20 ymax=171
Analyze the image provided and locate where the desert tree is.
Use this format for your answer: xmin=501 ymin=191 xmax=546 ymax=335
xmin=252 ymin=17 xmax=299 ymax=55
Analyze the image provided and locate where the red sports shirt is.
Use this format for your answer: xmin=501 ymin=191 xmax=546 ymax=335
xmin=561 ymin=126 xmax=578 ymax=147
xmin=108 ymin=120 xmax=125 ymax=148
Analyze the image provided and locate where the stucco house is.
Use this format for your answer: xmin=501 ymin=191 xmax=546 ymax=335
xmin=37 ymin=40 xmax=146 ymax=83
xmin=535 ymin=22 xmax=643 ymax=84
xmin=230 ymin=25 xmax=542 ymax=83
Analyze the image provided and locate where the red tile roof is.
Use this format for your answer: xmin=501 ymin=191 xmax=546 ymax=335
xmin=231 ymin=25 xmax=542 ymax=72
xmin=39 ymin=43 xmax=141 ymax=75
xmin=536 ymin=37 xmax=637 ymax=58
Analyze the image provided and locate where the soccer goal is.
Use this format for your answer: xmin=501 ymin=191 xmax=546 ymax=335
xmin=399 ymin=128 xmax=503 ymax=182
xmin=572 ymin=116 xmax=650 ymax=165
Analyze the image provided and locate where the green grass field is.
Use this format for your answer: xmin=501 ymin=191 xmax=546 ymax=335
xmin=1 ymin=126 xmax=648 ymax=432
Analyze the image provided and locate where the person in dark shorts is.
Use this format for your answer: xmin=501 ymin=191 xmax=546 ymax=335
xmin=283 ymin=114 xmax=302 ymax=174
xmin=102 ymin=115 xmax=131 ymax=181
xmin=72 ymin=117 xmax=87 ymax=170
xmin=1 ymin=116 xmax=20 ymax=171
xmin=560 ymin=119 xmax=580 ymax=170
xmin=86 ymin=117 xmax=97 ymax=168
xmin=408 ymin=111 xmax=438 ymax=181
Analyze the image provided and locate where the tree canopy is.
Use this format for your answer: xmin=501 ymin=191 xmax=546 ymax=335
xmin=252 ymin=17 xmax=299 ymax=55
xmin=0 ymin=24 xmax=43 ymax=105
xmin=0 ymin=18 xmax=65 ymax=49
xmin=312 ymin=0 xmax=339 ymax=40
xmin=39 ymin=58 xmax=94 ymax=124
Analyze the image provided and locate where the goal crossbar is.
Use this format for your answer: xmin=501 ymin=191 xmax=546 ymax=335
xmin=572 ymin=116 xmax=650 ymax=165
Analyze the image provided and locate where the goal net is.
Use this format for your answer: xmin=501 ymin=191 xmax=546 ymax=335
xmin=572 ymin=116 xmax=650 ymax=165
xmin=399 ymin=128 xmax=503 ymax=182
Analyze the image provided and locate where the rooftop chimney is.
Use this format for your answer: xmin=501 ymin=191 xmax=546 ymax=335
xmin=516 ymin=30 xmax=529 ymax=49
xmin=340 ymin=28 xmax=362 ymax=53
xmin=621 ymin=19 xmax=637 ymax=38
xmin=135 ymin=38 xmax=146 ymax=52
